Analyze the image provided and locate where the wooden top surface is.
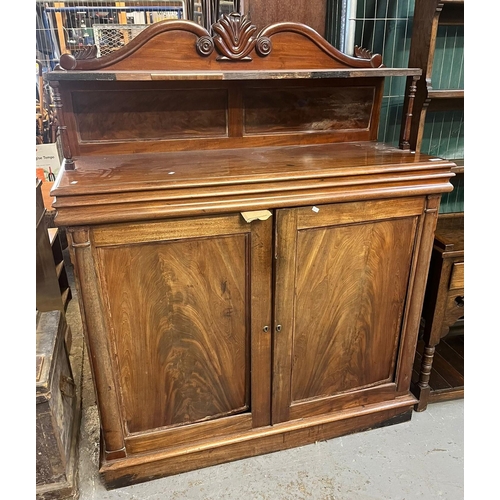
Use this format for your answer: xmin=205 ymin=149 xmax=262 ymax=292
xmin=47 ymin=67 xmax=421 ymax=82
xmin=52 ymin=142 xmax=454 ymax=197
xmin=434 ymin=213 xmax=464 ymax=253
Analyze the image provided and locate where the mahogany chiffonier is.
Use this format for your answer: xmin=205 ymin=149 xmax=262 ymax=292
xmin=47 ymin=13 xmax=455 ymax=488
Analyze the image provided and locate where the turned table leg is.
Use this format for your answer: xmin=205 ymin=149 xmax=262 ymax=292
xmin=414 ymin=345 xmax=436 ymax=411
xmin=413 ymin=249 xmax=452 ymax=412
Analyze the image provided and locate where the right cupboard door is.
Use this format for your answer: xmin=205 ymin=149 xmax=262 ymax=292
xmin=272 ymin=197 xmax=426 ymax=424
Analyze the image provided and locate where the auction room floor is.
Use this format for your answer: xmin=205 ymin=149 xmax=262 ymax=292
xmin=63 ymin=249 xmax=465 ymax=500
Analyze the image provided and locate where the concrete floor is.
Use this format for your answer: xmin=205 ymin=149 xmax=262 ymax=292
xmin=63 ymin=250 xmax=464 ymax=500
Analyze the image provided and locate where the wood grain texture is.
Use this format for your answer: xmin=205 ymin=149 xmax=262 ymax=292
xmin=247 ymin=0 xmax=327 ymax=37
xmin=59 ymin=78 xmax=384 ymax=155
xmin=73 ymin=88 xmax=228 ymax=142
xmin=53 ymin=180 xmax=453 ymax=228
xmin=99 ymin=396 xmax=416 ymax=488
xmin=248 ymin=216 xmax=273 ymax=428
xmin=395 ymin=195 xmax=441 ymax=397
xmin=36 ymin=311 xmax=78 ymax=499
xmin=296 ymin=197 xmax=425 ymax=229
xmin=442 ymin=290 xmax=464 ymax=327
xmin=289 ymin=384 xmax=396 ymax=420
xmin=98 ymin=235 xmax=249 ymax=433
xmin=37 ymin=213 xmax=65 ymax=313
xmin=92 ymin=215 xmax=246 ymax=246
xmin=67 ymin=227 xmax=127 ymax=458
xmin=291 ymin=217 xmax=417 ymax=401
xmin=55 ymin=18 xmax=384 ymax=73
xmin=52 ymin=143 xmax=454 ymax=198
xmin=50 ymin=81 xmax=76 ymax=168
xmin=243 ymin=85 xmax=375 ymax=135
xmin=50 ymin=142 xmax=455 ymax=228
xmin=449 ymin=262 xmax=463 ymax=289
xmin=272 ymin=198 xmax=423 ymax=423
xmin=272 ymin=208 xmax=298 ymax=424
xmin=47 ymin=16 xmax=421 ymax=174
xmin=125 ymin=413 xmax=252 ymax=455
xmin=36 ymin=180 xmax=66 ymax=313
xmin=434 ymin=213 xmax=464 ymax=253
xmin=49 ymin=68 xmax=421 ymax=82
xmin=88 ymin=212 xmax=272 ymax=440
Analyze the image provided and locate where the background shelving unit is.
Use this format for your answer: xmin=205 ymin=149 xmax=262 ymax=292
xmin=402 ymin=0 xmax=464 ymax=209
xmin=400 ymin=0 xmax=464 ymax=410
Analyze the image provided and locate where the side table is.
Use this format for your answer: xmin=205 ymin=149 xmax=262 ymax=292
xmin=412 ymin=213 xmax=464 ymax=411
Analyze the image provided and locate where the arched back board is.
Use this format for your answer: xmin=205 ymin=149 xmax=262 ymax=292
xmin=47 ymin=13 xmax=421 ymax=166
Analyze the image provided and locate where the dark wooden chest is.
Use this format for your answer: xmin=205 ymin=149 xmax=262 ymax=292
xmin=36 ymin=310 xmax=79 ymax=500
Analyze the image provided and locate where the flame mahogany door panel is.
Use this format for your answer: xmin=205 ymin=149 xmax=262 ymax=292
xmin=272 ymin=197 xmax=425 ymax=424
xmin=90 ymin=213 xmax=272 ymax=454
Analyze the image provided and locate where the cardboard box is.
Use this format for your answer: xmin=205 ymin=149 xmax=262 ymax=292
xmin=36 ymin=143 xmax=62 ymax=211
xmin=36 ymin=142 xmax=61 ymax=180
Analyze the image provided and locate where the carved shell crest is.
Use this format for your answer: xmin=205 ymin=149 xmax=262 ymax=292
xmin=212 ymin=13 xmax=258 ymax=61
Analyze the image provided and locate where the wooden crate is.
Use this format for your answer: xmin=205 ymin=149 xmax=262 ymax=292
xmin=36 ymin=310 xmax=80 ymax=499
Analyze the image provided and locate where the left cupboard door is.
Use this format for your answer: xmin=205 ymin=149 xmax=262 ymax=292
xmin=72 ymin=212 xmax=273 ymax=457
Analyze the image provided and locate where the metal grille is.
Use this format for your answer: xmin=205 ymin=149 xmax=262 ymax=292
xmin=93 ymin=24 xmax=150 ymax=57
xmin=36 ymin=2 xmax=62 ymax=71
xmin=352 ymin=0 xmax=415 ymax=145
xmin=324 ymin=1 xmax=415 ymax=145
xmin=36 ymin=1 xmax=187 ymax=71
